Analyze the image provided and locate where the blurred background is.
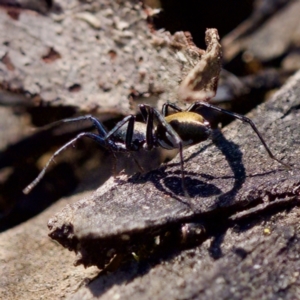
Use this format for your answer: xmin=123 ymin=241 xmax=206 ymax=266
xmin=0 ymin=0 xmax=298 ymax=230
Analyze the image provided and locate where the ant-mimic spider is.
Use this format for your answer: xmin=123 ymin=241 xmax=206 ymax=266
xmin=23 ymin=101 xmax=290 ymax=196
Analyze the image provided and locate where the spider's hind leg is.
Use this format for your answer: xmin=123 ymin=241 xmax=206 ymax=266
xmin=162 ymin=102 xmax=183 ymax=116
xmin=189 ymin=101 xmax=291 ymax=170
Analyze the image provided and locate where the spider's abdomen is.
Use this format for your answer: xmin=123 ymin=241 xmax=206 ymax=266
xmin=156 ymin=112 xmax=211 ymax=149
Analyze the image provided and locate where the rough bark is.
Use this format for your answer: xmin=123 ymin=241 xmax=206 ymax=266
xmin=49 ymin=70 xmax=300 ymax=299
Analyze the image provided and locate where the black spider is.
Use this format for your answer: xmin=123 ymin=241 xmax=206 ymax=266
xmin=23 ymin=101 xmax=289 ymax=195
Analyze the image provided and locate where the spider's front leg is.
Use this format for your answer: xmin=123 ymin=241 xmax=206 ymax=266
xmin=23 ymin=114 xmax=141 ymax=194
xmin=23 ymin=115 xmax=113 ymax=194
xmin=40 ymin=115 xmax=108 ymax=137
xmin=23 ymin=132 xmax=109 ymax=194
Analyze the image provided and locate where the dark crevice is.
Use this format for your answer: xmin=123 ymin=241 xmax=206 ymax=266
xmin=26 ymin=105 xmax=77 ymax=127
xmin=0 ymin=106 xmax=122 ymax=231
xmin=152 ymin=0 xmax=253 ymax=50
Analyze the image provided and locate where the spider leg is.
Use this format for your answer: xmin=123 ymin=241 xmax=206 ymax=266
xmin=105 ymin=115 xmax=146 ymax=173
xmin=85 ymin=115 xmax=136 ymax=180
xmin=23 ymin=132 xmax=108 ymax=194
xmin=139 ymin=104 xmax=155 ymax=149
xmin=105 ymin=115 xmax=135 ymax=150
xmin=189 ymin=101 xmax=291 ymax=169
xmin=39 ymin=115 xmax=108 ymax=137
xmin=111 ymin=151 xmax=119 ymax=178
xmin=139 ymin=104 xmax=189 ymax=197
xmin=162 ymin=102 xmax=183 ymax=116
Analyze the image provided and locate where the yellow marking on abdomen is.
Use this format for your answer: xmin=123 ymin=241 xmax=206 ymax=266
xmin=165 ymin=112 xmax=205 ymax=124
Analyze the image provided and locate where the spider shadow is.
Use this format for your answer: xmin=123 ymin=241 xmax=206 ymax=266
xmin=136 ymin=130 xmax=243 ymax=262
xmin=209 ymin=129 xmax=246 ymax=205
xmin=187 ymin=129 xmax=246 ymax=259
xmin=141 ymin=129 xmax=246 ymax=205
